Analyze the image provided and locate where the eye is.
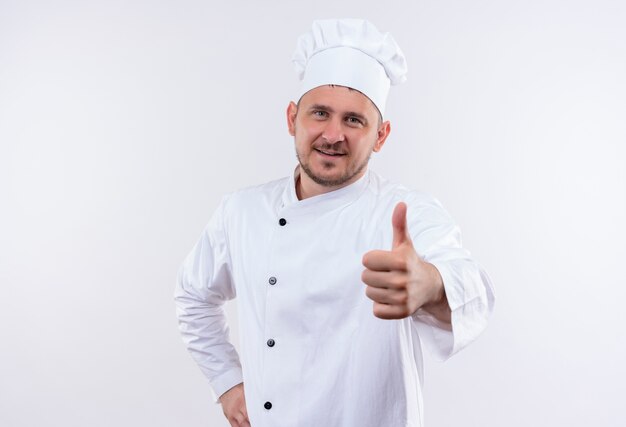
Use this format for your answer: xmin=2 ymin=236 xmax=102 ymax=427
xmin=312 ymin=110 xmax=328 ymax=118
xmin=346 ymin=116 xmax=363 ymax=126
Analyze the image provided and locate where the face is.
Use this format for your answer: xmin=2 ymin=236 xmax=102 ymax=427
xmin=287 ymin=85 xmax=391 ymax=190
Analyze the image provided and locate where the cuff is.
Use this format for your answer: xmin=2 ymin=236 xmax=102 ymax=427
xmin=411 ymin=258 xmax=492 ymax=360
xmin=209 ymin=367 xmax=244 ymax=404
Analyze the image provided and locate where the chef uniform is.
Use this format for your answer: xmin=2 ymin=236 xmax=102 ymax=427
xmin=175 ymin=19 xmax=495 ymax=427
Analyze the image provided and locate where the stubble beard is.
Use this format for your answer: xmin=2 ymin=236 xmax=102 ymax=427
xmin=296 ymin=148 xmax=371 ymax=187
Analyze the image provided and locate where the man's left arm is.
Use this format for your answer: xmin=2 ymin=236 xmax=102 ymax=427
xmin=362 ymin=199 xmax=495 ymax=360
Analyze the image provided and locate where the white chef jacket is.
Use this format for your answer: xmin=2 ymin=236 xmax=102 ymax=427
xmin=174 ymin=166 xmax=495 ymax=427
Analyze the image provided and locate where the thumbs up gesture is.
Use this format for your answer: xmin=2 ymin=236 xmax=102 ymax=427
xmin=362 ymin=202 xmax=448 ymax=320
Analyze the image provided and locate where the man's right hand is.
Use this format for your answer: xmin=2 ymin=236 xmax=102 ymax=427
xmin=219 ymin=383 xmax=250 ymax=427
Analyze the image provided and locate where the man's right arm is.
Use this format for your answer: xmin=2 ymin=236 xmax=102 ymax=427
xmin=219 ymin=383 xmax=251 ymax=427
xmin=173 ymin=196 xmax=244 ymax=403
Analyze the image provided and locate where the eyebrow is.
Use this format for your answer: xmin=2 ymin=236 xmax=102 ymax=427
xmin=309 ymin=104 xmax=369 ymax=124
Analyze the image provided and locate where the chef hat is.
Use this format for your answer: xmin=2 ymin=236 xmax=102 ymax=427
xmin=292 ymin=18 xmax=408 ymax=117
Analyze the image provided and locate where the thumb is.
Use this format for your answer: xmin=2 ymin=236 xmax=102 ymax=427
xmin=392 ymin=202 xmax=411 ymax=249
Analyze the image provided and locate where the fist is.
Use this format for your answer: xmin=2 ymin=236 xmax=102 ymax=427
xmin=219 ymin=383 xmax=251 ymax=427
xmin=361 ymin=202 xmax=445 ymax=320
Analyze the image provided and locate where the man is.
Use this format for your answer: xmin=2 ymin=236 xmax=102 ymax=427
xmin=175 ymin=19 xmax=495 ymax=427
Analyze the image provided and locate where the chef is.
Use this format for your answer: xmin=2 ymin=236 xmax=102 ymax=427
xmin=175 ymin=18 xmax=495 ymax=427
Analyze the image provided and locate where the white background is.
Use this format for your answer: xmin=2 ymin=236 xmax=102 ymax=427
xmin=1 ymin=0 xmax=625 ymax=426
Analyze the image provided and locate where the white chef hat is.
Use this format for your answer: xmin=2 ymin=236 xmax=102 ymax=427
xmin=292 ymin=19 xmax=408 ymax=117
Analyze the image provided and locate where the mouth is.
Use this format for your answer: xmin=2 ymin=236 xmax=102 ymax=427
xmin=314 ymin=148 xmax=346 ymax=157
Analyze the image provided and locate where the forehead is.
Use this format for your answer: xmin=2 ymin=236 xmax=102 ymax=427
xmin=299 ymin=85 xmax=378 ymax=117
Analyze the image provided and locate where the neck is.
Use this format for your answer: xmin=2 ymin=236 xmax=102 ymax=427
xmin=296 ymin=167 xmax=367 ymax=200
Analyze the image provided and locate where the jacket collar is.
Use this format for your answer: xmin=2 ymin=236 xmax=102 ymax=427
xmin=280 ymin=165 xmax=371 ymax=216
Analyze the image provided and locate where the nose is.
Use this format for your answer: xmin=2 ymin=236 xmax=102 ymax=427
xmin=321 ymin=117 xmax=345 ymax=144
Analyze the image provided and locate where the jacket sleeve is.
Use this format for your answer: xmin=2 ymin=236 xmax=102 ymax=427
xmin=174 ymin=196 xmax=243 ymax=402
xmin=407 ymin=193 xmax=496 ymax=361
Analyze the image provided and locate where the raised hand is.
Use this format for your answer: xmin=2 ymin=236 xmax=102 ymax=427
xmin=361 ymin=202 xmax=448 ymax=320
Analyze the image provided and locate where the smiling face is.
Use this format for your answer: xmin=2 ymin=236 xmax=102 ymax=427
xmin=287 ymin=85 xmax=391 ymax=198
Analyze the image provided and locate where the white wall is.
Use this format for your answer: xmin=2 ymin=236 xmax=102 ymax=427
xmin=1 ymin=0 xmax=624 ymax=426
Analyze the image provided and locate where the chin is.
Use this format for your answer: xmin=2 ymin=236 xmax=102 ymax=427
xmin=311 ymin=164 xmax=344 ymax=178
xmin=309 ymin=168 xmax=355 ymax=187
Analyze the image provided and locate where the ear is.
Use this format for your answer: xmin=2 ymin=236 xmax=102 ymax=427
xmin=372 ymin=121 xmax=391 ymax=152
xmin=287 ymin=101 xmax=298 ymax=136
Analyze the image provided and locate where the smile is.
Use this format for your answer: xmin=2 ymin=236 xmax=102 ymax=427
xmin=315 ymin=148 xmax=346 ymax=157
